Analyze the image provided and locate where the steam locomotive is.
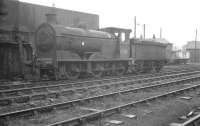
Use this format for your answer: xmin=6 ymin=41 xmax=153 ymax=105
xmin=35 ymin=14 xmax=167 ymax=80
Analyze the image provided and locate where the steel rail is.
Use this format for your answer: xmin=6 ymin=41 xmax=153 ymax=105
xmin=170 ymin=113 xmax=200 ymax=126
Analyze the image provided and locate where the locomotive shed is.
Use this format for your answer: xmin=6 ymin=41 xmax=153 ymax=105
xmin=1 ymin=0 xmax=200 ymax=126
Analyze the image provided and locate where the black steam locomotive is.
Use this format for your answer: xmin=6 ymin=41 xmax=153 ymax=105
xmin=35 ymin=14 xmax=167 ymax=80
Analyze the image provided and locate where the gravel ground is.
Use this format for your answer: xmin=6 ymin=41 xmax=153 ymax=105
xmin=87 ymin=88 xmax=200 ymax=126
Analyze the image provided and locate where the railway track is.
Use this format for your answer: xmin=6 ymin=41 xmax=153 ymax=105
xmin=0 ymin=64 xmax=199 ymax=125
xmin=0 ymin=64 xmax=198 ymax=86
xmin=1 ymin=71 xmax=200 ymax=125
xmin=0 ymin=66 xmax=199 ymax=92
xmin=0 ymin=70 xmax=199 ymax=108
xmin=45 ymin=75 xmax=200 ymax=126
xmin=0 ymin=65 xmax=196 ymax=85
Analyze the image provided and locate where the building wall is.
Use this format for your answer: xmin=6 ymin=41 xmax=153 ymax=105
xmin=0 ymin=0 xmax=99 ymax=31
xmin=185 ymin=41 xmax=200 ymax=49
xmin=165 ymin=43 xmax=173 ymax=62
xmin=0 ymin=1 xmax=98 ymax=41
xmin=187 ymin=49 xmax=200 ymax=63
xmin=184 ymin=41 xmax=200 ymax=63
xmin=0 ymin=0 xmax=99 ymax=50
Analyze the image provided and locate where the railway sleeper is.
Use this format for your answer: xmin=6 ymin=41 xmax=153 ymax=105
xmin=20 ymin=89 xmax=33 ymax=95
xmin=60 ymin=90 xmax=74 ymax=96
xmin=24 ymin=83 xmax=35 ymax=87
xmin=13 ymin=96 xmax=30 ymax=104
xmin=10 ymin=84 xmax=25 ymax=89
xmin=33 ymin=87 xmax=48 ymax=93
xmin=4 ymin=91 xmax=20 ymax=97
xmin=0 ymin=85 xmax=10 ymax=90
xmin=47 ymin=86 xmax=62 ymax=91
xmin=36 ymin=106 xmax=55 ymax=114
xmin=0 ymin=99 xmax=12 ymax=106
xmin=31 ymin=94 xmax=46 ymax=101
xmin=65 ymin=121 xmax=80 ymax=126
xmin=55 ymin=103 xmax=74 ymax=110
xmin=103 ymin=109 xmax=117 ymax=117
xmin=60 ymin=84 xmax=73 ymax=89
xmin=8 ymin=111 xmax=35 ymax=119
xmin=46 ymin=92 xmax=59 ymax=99
xmin=76 ymin=88 xmax=88 ymax=94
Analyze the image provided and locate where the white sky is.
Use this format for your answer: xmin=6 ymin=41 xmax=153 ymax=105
xmin=20 ymin=0 xmax=200 ymax=48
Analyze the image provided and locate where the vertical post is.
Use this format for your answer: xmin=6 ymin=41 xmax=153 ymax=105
xmin=14 ymin=0 xmax=24 ymax=77
xmin=195 ymin=28 xmax=197 ymax=62
xmin=160 ymin=28 xmax=162 ymax=38
xmin=143 ymin=24 xmax=145 ymax=39
xmin=134 ymin=16 xmax=136 ymax=38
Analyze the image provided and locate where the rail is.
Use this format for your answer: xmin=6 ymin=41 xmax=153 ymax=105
xmin=170 ymin=114 xmax=200 ymax=126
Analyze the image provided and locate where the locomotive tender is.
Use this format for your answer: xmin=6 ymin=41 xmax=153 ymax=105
xmin=35 ymin=14 xmax=167 ymax=80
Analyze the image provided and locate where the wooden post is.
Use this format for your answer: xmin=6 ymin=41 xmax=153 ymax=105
xmin=14 ymin=0 xmax=24 ymax=77
xmin=195 ymin=28 xmax=197 ymax=62
xmin=134 ymin=16 xmax=136 ymax=38
xmin=160 ymin=28 xmax=162 ymax=38
xmin=143 ymin=24 xmax=146 ymax=39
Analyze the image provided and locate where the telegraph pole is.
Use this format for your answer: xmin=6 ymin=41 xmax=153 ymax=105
xmin=134 ymin=16 xmax=136 ymax=38
xmin=160 ymin=28 xmax=162 ymax=38
xmin=195 ymin=28 xmax=197 ymax=62
xmin=14 ymin=0 xmax=24 ymax=78
xmin=143 ymin=24 xmax=146 ymax=39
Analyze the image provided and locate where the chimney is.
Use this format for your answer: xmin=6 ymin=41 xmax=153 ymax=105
xmin=45 ymin=13 xmax=57 ymax=24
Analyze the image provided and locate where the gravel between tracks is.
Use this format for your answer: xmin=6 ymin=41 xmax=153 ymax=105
xmin=87 ymin=92 xmax=200 ymax=126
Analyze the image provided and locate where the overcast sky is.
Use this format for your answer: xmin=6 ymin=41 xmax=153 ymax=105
xmin=20 ymin=0 xmax=200 ymax=48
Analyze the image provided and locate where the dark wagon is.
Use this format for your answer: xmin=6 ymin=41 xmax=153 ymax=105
xmin=130 ymin=39 xmax=167 ymax=72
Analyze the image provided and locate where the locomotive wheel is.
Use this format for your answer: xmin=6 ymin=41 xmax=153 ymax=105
xmin=58 ymin=64 xmax=68 ymax=79
xmin=65 ymin=64 xmax=80 ymax=80
xmin=151 ymin=66 xmax=157 ymax=73
xmin=115 ymin=63 xmax=126 ymax=76
xmin=153 ymin=62 xmax=162 ymax=73
xmin=104 ymin=63 xmax=114 ymax=76
xmin=155 ymin=66 xmax=161 ymax=72
xmin=91 ymin=63 xmax=104 ymax=78
xmin=135 ymin=62 xmax=143 ymax=73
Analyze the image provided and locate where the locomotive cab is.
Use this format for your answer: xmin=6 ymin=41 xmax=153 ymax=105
xmin=100 ymin=27 xmax=132 ymax=58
